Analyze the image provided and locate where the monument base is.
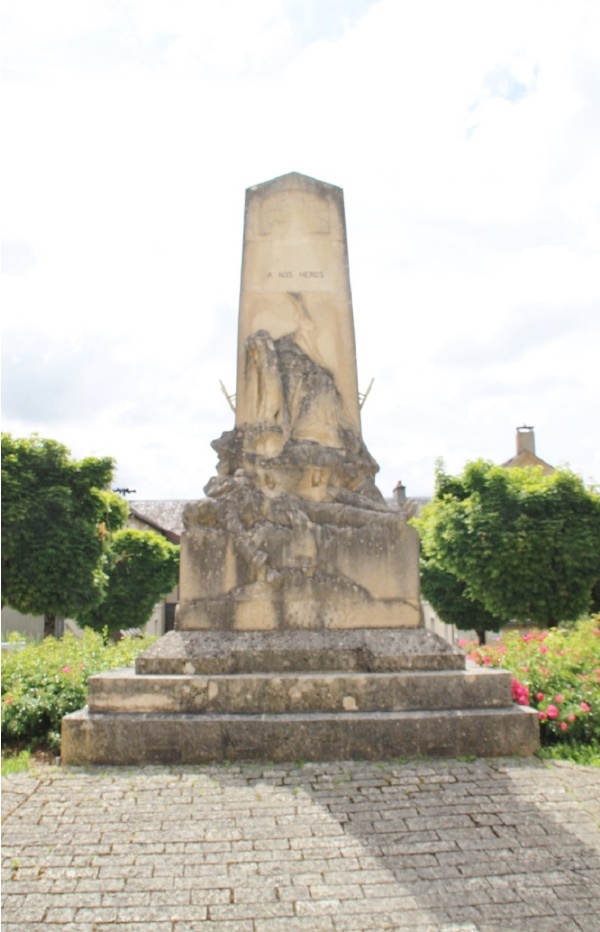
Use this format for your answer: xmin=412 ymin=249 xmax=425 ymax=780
xmin=61 ymin=630 xmax=539 ymax=765
xmin=177 ymin=477 xmax=422 ymax=632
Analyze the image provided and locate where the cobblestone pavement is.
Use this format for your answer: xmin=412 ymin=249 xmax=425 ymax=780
xmin=2 ymin=757 xmax=599 ymax=931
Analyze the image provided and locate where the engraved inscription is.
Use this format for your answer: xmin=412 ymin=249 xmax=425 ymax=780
xmin=266 ymin=271 xmax=325 ymax=279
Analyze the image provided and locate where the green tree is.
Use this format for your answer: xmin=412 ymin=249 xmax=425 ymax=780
xmin=419 ymin=562 xmax=504 ymax=645
xmin=1 ymin=433 xmax=128 ymax=636
xmin=591 ymin=579 xmax=600 ymax=615
xmin=413 ymin=459 xmax=600 ymax=638
xmin=78 ymin=528 xmax=179 ymax=634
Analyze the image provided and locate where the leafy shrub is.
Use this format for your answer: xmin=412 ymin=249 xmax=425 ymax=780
xmin=462 ymin=617 xmax=600 ymax=748
xmin=1 ymin=630 xmax=156 ymax=752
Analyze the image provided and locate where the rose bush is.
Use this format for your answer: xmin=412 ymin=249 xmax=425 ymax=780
xmin=1 ymin=629 xmax=156 ymax=752
xmin=462 ymin=616 xmax=600 ymax=748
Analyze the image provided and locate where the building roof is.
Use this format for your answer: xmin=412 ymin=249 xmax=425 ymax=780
xmin=129 ymin=500 xmax=192 ymax=539
xmin=500 ymin=450 xmax=555 ymax=473
xmin=501 ymin=427 xmax=555 ymax=475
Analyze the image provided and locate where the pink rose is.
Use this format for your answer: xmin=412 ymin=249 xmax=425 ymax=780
xmin=560 ymin=722 xmax=568 ymax=731
xmin=580 ymin=702 xmax=591 ymax=713
xmin=554 ymin=695 xmax=564 ymax=703
xmin=546 ymin=705 xmax=559 ymax=719
xmin=536 ymin=692 xmax=544 ymax=701
xmin=511 ymin=679 xmax=530 ymax=706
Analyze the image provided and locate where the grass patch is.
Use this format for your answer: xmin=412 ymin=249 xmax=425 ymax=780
xmin=537 ymin=741 xmax=600 ymax=767
xmin=1 ymin=749 xmax=31 ymax=776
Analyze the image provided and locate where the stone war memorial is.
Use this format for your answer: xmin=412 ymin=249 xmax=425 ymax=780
xmin=62 ymin=172 xmax=539 ymax=764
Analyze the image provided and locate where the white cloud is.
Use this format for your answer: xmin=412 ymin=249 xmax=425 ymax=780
xmin=3 ymin=0 xmax=114 ymax=44
xmin=2 ymin=0 xmax=599 ymax=498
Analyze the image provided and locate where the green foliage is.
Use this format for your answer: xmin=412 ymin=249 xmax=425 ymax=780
xmin=1 ymin=630 xmax=156 ymax=752
xmin=413 ymin=459 xmax=600 ymax=630
xmin=537 ymin=743 xmax=600 ymax=767
xmin=591 ymin=578 xmax=600 ymax=615
xmin=463 ymin=617 xmax=600 ymax=749
xmin=78 ymin=529 xmax=179 ymax=633
xmin=1 ymin=433 xmax=176 ymax=638
xmin=1 ymin=433 xmax=128 ymax=624
xmin=420 ymin=562 xmax=504 ymax=643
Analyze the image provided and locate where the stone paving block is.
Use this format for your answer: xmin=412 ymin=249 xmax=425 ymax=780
xmin=307 ymin=882 xmax=360 ymax=899
xmin=333 ymin=920 xmax=431 ymax=931
xmin=208 ymin=901 xmax=296 ymax=921
xmin=172 ymin=923 xmax=253 ymax=932
xmin=483 ymin=921 xmax=581 ymax=932
xmin=93 ymin=924 xmax=174 ymax=932
xmin=6 ymin=925 xmax=92 ymax=932
xmin=74 ymin=906 xmax=119 ymax=923
xmin=573 ymin=916 xmax=600 ymax=932
xmin=294 ymin=897 xmax=342 ymax=916
xmin=228 ymin=884 xmax=281 ymax=905
xmin=255 ymin=919 xmax=336 ymax=931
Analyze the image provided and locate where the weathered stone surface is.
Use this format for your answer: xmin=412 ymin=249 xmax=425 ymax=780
xmin=87 ymin=665 xmax=513 ymax=715
xmin=236 ymin=173 xmax=361 ymax=441
xmin=178 ymin=478 xmax=420 ymax=631
xmin=62 ymin=706 xmax=539 ymax=766
xmin=134 ymin=629 xmax=465 ymax=675
xmin=178 ymin=171 xmax=420 ymax=632
xmin=220 ymin=334 xmax=380 ymax=501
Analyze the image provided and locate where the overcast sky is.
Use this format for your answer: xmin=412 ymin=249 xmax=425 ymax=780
xmin=3 ymin=0 xmax=599 ymax=501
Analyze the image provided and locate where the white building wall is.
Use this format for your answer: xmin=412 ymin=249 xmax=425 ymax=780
xmin=421 ymin=600 xmax=459 ymax=645
xmin=1 ymin=607 xmax=44 ymax=641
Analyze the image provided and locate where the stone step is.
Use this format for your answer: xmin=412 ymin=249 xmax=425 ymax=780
xmin=134 ymin=628 xmax=466 ymax=675
xmin=62 ymin=705 xmax=539 ymax=765
xmin=88 ymin=665 xmax=512 ymax=715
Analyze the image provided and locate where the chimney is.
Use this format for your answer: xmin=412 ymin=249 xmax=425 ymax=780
xmin=393 ymin=480 xmax=407 ymax=506
xmin=516 ymin=425 xmax=535 ymax=455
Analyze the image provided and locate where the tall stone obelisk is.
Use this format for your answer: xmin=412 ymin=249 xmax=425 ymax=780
xmin=236 ymin=173 xmax=360 ymax=438
xmin=177 ymin=172 xmax=421 ymax=631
